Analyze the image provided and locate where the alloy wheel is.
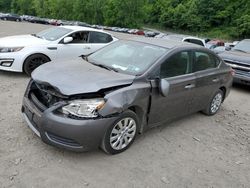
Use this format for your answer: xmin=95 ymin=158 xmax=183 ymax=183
xmin=210 ymin=93 xmax=222 ymax=113
xmin=110 ymin=117 xmax=137 ymax=151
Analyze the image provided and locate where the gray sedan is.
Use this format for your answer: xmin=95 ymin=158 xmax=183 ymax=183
xmin=22 ymin=38 xmax=233 ymax=154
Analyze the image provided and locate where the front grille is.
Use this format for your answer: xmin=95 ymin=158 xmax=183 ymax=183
xmin=28 ymin=81 xmax=64 ymax=111
xmin=46 ymin=132 xmax=82 ymax=148
xmin=224 ymin=60 xmax=250 ymax=73
xmin=30 ymin=92 xmax=47 ymax=112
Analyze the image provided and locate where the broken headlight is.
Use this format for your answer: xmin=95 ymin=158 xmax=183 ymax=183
xmin=62 ymin=99 xmax=105 ymax=118
xmin=0 ymin=47 xmax=24 ymax=53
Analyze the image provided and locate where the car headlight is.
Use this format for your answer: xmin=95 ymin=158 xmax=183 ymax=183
xmin=0 ymin=47 xmax=24 ymax=53
xmin=62 ymin=98 xmax=105 ymax=118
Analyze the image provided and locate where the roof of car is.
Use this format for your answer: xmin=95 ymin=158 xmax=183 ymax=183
xmin=129 ymin=36 xmax=199 ymax=49
xmin=60 ymin=25 xmax=112 ymax=35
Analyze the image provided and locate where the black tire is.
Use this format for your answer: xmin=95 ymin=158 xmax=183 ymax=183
xmin=101 ymin=110 xmax=139 ymax=155
xmin=202 ymin=89 xmax=224 ymax=116
xmin=23 ymin=54 xmax=50 ymax=76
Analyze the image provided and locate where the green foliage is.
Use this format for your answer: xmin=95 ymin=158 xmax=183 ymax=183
xmin=104 ymin=0 xmax=145 ymax=28
xmin=0 ymin=0 xmax=250 ymax=38
xmin=0 ymin=0 xmax=12 ymax=12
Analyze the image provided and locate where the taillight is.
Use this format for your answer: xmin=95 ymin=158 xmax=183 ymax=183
xmin=230 ymin=68 xmax=235 ymax=76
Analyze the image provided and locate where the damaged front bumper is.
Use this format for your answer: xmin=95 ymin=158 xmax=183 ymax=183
xmin=21 ymin=95 xmax=118 ymax=152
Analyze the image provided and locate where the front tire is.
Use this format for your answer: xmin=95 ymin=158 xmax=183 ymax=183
xmin=23 ymin=54 xmax=50 ymax=76
xmin=203 ymin=89 xmax=224 ymax=116
xmin=101 ymin=110 xmax=138 ymax=154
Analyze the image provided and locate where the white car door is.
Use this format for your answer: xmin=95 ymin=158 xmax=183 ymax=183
xmin=56 ymin=31 xmax=114 ymax=61
xmin=56 ymin=31 xmax=92 ymax=61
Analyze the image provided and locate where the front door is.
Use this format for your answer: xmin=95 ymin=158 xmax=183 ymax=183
xmin=148 ymin=51 xmax=196 ymax=126
xmin=56 ymin=31 xmax=93 ymax=61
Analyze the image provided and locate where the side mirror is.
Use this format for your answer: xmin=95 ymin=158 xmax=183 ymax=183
xmin=63 ymin=37 xmax=73 ymax=44
xmin=160 ymin=79 xmax=170 ymax=97
xmin=225 ymin=46 xmax=231 ymax=51
xmin=81 ymin=54 xmax=88 ymax=61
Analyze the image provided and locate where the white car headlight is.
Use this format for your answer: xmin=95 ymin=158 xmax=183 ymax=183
xmin=62 ymin=98 xmax=105 ymax=118
xmin=0 ymin=47 xmax=24 ymax=53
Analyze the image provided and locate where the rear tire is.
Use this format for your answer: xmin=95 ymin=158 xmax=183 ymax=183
xmin=23 ymin=54 xmax=50 ymax=76
xmin=101 ymin=110 xmax=138 ymax=155
xmin=202 ymin=89 xmax=224 ymax=116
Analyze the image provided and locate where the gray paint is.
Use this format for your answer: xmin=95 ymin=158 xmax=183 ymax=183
xmin=219 ymin=50 xmax=250 ymax=65
xmin=219 ymin=48 xmax=250 ymax=84
xmin=22 ymin=39 xmax=233 ymax=152
xmin=32 ymin=58 xmax=135 ymax=95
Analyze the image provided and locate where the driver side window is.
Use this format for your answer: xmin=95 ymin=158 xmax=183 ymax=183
xmin=68 ymin=31 xmax=89 ymax=44
xmin=160 ymin=51 xmax=191 ymax=78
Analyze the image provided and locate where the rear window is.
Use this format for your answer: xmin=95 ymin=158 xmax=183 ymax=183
xmin=193 ymin=51 xmax=220 ymax=72
xmin=89 ymin=31 xmax=113 ymax=43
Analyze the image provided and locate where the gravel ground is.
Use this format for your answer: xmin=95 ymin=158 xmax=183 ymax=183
xmin=0 ymin=21 xmax=249 ymax=188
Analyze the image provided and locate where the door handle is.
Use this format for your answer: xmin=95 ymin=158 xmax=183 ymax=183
xmin=83 ymin=46 xmax=91 ymax=49
xmin=185 ymin=84 xmax=195 ymax=89
xmin=212 ymin=78 xmax=219 ymax=82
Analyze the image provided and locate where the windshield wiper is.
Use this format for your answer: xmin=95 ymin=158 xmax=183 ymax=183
xmin=91 ymin=63 xmax=118 ymax=72
xmin=31 ymin=34 xmax=44 ymax=39
xmin=31 ymin=34 xmax=42 ymax=39
xmin=233 ymin=49 xmax=247 ymax=53
xmin=81 ymin=53 xmax=94 ymax=62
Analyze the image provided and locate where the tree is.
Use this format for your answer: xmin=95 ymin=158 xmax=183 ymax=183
xmin=104 ymin=0 xmax=146 ymax=28
xmin=1 ymin=0 xmax=250 ymax=38
xmin=0 ymin=0 xmax=12 ymax=12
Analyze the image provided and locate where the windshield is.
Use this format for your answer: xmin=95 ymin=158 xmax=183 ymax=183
xmin=35 ymin=27 xmax=72 ymax=41
xmin=232 ymin=40 xmax=250 ymax=53
xmin=88 ymin=41 xmax=168 ymax=75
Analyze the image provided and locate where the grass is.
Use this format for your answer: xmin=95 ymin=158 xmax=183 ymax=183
xmin=144 ymin=24 xmax=238 ymax=42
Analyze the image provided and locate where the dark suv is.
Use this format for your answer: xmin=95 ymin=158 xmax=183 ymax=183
xmin=22 ymin=38 xmax=233 ymax=154
xmin=219 ymin=39 xmax=250 ymax=85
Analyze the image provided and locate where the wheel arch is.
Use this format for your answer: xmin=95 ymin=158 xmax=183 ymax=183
xmin=219 ymin=86 xmax=226 ymax=102
xmin=128 ymin=105 xmax=145 ymax=134
xmin=22 ymin=53 xmax=51 ymax=72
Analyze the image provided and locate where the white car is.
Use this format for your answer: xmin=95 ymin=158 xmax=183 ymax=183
xmin=182 ymin=36 xmax=209 ymax=47
xmin=0 ymin=26 xmax=118 ymax=75
xmin=164 ymin=35 xmax=209 ymax=47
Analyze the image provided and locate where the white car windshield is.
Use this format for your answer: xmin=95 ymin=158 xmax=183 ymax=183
xmin=35 ymin=27 xmax=73 ymax=41
xmin=88 ymin=40 xmax=167 ymax=75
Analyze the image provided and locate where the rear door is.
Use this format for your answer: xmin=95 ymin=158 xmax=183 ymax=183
xmin=190 ymin=50 xmax=222 ymax=112
xmin=148 ymin=51 xmax=196 ymax=126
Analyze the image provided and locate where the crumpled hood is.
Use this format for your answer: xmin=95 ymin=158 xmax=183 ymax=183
xmin=0 ymin=35 xmax=50 ymax=47
xmin=32 ymin=58 xmax=135 ymax=95
xmin=219 ymin=50 xmax=250 ymax=65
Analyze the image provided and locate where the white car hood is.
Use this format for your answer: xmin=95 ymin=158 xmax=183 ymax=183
xmin=0 ymin=35 xmax=50 ymax=47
